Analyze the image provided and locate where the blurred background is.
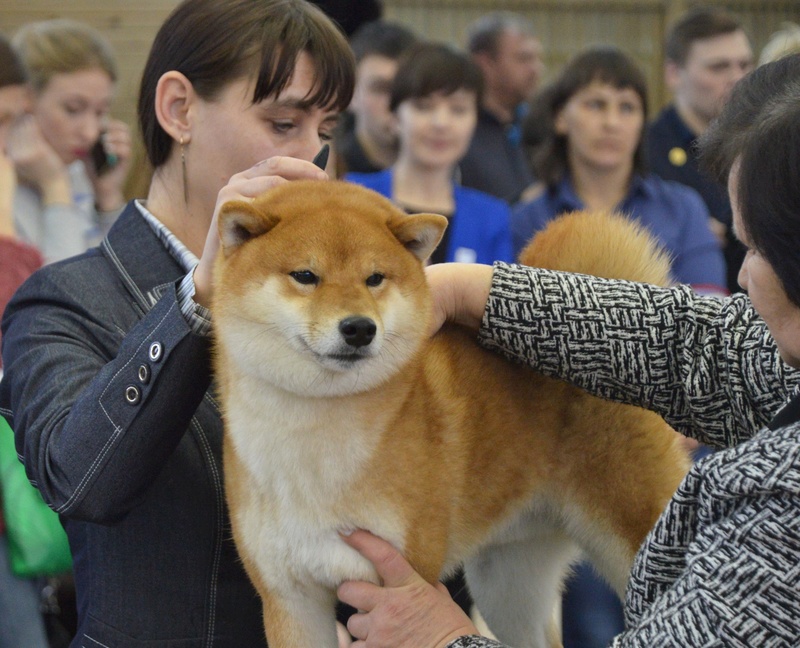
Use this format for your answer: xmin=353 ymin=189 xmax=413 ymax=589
xmin=2 ymin=0 xmax=797 ymax=134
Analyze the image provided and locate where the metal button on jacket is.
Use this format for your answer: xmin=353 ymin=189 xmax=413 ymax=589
xmin=148 ymin=341 xmax=163 ymax=362
xmin=125 ymin=385 xmax=141 ymax=405
xmin=137 ymin=364 xmax=151 ymax=384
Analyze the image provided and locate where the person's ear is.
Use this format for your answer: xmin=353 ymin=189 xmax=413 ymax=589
xmin=664 ymin=60 xmax=681 ymax=94
xmin=154 ymin=71 xmax=195 ymax=145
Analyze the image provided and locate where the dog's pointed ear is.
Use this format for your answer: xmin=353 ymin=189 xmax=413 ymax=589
xmin=389 ymin=213 xmax=448 ymax=263
xmin=217 ymin=199 xmax=280 ymax=257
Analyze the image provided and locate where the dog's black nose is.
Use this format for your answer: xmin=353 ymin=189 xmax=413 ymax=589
xmin=339 ymin=316 xmax=377 ymax=348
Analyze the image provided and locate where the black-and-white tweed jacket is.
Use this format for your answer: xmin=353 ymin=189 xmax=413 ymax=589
xmin=448 ymin=262 xmax=800 ymax=648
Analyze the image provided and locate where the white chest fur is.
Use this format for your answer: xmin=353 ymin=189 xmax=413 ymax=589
xmin=225 ymin=379 xmax=405 ymax=594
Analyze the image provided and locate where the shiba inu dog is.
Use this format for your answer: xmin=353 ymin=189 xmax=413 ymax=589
xmin=212 ymin=180 xmax=690 ymax=648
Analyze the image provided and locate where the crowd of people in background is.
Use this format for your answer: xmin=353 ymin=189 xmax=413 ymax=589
xmin=2 ymin=0 xmax=800 ymax=646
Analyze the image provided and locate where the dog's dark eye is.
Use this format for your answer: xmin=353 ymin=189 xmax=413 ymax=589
xmin=366 ymin=273 xmax=384 ymax=287
xmin=290 ymin=270 xmax=319 ymax=286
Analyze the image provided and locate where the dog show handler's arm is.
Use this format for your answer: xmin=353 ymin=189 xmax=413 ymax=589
xmin=476 ymin=262 xmax=797 ymax=448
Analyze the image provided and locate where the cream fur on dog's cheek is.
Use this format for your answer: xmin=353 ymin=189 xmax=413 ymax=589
xmin=216 ymin=278 xmax=300 ymax=356
xmin=371 ymin=286 xmax=427 ymax=360
xmin=226 ymin=277 xmax=427 ymax=397
xmin=219 ymin=278 xmax=343 ymax=394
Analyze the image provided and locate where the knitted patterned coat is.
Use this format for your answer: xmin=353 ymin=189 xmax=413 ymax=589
xmin=448 ymin=262 xmax=800 ymax=648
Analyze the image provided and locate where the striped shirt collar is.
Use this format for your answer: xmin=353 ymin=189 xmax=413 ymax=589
xmin=133 ymin=199 xmax=199 ymax=274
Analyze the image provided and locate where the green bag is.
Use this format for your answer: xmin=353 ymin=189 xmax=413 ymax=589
xmin=0 ymin=415 xmax=72 ymax=577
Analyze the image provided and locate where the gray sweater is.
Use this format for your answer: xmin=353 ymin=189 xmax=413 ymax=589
xmin=13 ymin=161 xmax=120 ymax=264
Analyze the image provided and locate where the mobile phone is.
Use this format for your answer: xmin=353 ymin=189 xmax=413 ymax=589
xmin=91 ymin=137 xmax=118 ymax=175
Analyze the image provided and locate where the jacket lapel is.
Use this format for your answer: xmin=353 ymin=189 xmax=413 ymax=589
xmin=100 ymin=201 xmax=186 ymax=315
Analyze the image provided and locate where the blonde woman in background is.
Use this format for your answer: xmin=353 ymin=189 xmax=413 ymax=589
xmin=9 ymin=19 xmax=132 ymax=263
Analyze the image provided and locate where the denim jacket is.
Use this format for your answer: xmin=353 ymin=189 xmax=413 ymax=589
xmin=0 ymin=202 xmax=267 ymax=647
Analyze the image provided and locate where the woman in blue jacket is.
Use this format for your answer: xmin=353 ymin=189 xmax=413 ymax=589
xmin=513 ymin=46 xmax=726 ymax=297
xmin=346 ymin=42 xmax=513 ymax=266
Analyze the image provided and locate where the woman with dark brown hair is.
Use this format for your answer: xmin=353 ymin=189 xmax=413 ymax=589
xmin=514 ymin=46 xmax=726 ymax=296
xmin=346 ymin=42 xmax=513 ymax=266
xmin=0 ymin=1 xmax=355 ymax=645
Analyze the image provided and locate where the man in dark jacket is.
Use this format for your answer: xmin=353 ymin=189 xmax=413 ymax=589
xmin=647 ymin=6 xmax=753 ymax=293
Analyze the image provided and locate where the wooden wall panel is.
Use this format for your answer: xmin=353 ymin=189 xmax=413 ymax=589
xmin=385 ymin=1 xmax=668 ymax=106
xmin=383 ymin=0 xmax=800 ymax=110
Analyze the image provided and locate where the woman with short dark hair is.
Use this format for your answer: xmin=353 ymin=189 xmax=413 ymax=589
xmin=514 ymin=45 xmax=726 ymax=296
xmin=346 ymin=42 xmax=513 ymax=266
xmin=0 ymin=1 xmax=355 ymax=645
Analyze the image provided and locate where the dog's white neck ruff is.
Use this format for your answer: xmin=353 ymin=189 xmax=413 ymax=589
xmin=225 ymin=375 xmax=407 ymax=593
xmin=227 ymin=378 xmax=381 ymax=493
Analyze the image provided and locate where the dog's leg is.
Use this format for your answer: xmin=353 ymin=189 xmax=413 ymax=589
xmin=464 ymin=528 xmax=579 ymax=648
xmin=554 ymin=414 xmax=690 ymax=599
xmin=261 ymin=584 xmax=339 ymax=648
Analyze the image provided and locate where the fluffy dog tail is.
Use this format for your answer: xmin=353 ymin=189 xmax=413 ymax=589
xmin=518 ymin=210 xmax=673 ymax=287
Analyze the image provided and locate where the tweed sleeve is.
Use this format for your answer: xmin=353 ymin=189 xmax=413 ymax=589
xmin=477 ymin=262 xmax=799 ymax=448
xmin=614 ymin=426 xmax=800 ymax=646
xmin=447 ymin=636 xmax=507 ymax=648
